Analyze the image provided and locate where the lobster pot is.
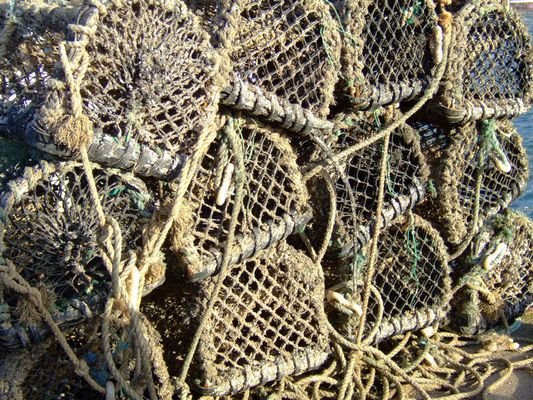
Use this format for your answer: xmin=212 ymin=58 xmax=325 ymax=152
xmin=431 ymin=0 xmax=533 ymax=124
xmin=326 ymin=214 xmax=450 ymax=343
xmin=310 ymin=112 xmax=428 ymax=258
xmin=337 ymin=0 xmax=438 ymax=110
xmin=431 ymin=120 xmax=528 ymax=246
xmin=450 ymin=210 xmax=533 ymax=335
xmin=173 ymin=119 xmax=312 ymax=282
xmin=216 ymin=0 xmax=341 ymax=120
xmin=192 ymin=241 xmax=330 ymax=396
xmin=0 ymin=162 xmax=153 ymax=349
xmin=0 ymin=0 xmax=219 ymax=179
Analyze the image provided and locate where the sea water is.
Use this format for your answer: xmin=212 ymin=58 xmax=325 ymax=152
xmin=509 ymin=9 xmax=533 ymax=217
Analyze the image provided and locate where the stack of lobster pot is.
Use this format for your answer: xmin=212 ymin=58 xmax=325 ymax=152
xmin=0 ymin=0 xmax=532 ymax=398
xmin=414 ymin=0 xmax=533 ymax=334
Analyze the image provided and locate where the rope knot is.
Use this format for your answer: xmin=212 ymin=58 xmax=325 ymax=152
xmin=75 ymin=359 xmax=92 ymax=378
xmin=55 ymin=114 xmax=94 ymax=150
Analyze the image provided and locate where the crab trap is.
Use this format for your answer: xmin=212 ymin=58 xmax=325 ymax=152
xmin=449 ymin=210 xmax=533 ymax=335
xmin=421 ymin=120 xmax=528 ymax=247
xmin=326 ymin=213 xmax=451 ymax=344
xmin=0 ymin=0 xmax=219 ymax=179
xmin=191 ymin=241 xmax=330 ymax=396
xmin=309 ymin=111 xmax=428 ymax=258
xmin=0 ymin=162 xmax=153 ymax=350
xmin=336 ymin=0 xmax=438 ymax=110
xmin=171 ymin=118 xmax=312 ymax=282
xmin=215 ymin=0 xmax=341 ymax=121
xmin=430 ymin=0 xmax=533 ymax=124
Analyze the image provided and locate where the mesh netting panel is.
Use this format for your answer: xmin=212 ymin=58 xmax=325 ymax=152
xmin=193 ymin=241 xmax=330 ymax=396
xmin=173 ymin=119 xmax=311 ymax=281
xmin=73 ymin=0 xmax=218 ymax=155
xmin=0 ymin=3 xmax=73 ymax=121
xmin=0 ymin=162 xmax=152 ymax=348
xmin=338 ymin=0 xmax=437 ymax=110
xmin=215 ymin=0 xmax=341 ymax=117
xmin=432 ymin=0 xmax=533 ymax=123
xmin=450 ymin=210 xmax=533 ymax=334
xmin=436 ymin=120 xmax=528 ymax=246
xmin=2 ymin=1 xmax=219 ymax=157
xmin=311 ymin=112 xmax=428 ymax=257
xmin=326 ymin=214 xmax=450 ymax=343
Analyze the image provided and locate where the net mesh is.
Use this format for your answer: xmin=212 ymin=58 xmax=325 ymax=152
xmin=1 ymin=0 xmax=220 ymax=156
xmin=326 ymin=213 xmax=450 ymax=343
xmin=450 ymin=210 xmax=533 ymax=334
xmin=338 ymin=0 xmax=437 ymax=110
xmin=215 ymin=0 xmax=341 ymax=117
xmin=434 ymin=120 xmax=528 ymax=246
xmin=433 ymin=0 xmax=533 ymax=123
xmin=77 ymin=0 xmax=219 ymax=154
xmin=192 ymin=241 xmax=330 ymax=396
xmin=310 ymin=111 xmax=428 ymax=257
xmin=172 ymin=118 xmax=311 ymax=281
xmin=0 ymin=3 xmax=71 ymax=121
xmin=0 ymin=162 xmax=152 ymax=349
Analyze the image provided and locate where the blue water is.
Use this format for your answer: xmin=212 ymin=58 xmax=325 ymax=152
xmin=509 ymin=10 xmax=533 ymax=217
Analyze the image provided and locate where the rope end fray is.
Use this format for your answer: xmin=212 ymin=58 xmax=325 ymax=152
xmin=55 ymin=114 xmax=94 ymax=151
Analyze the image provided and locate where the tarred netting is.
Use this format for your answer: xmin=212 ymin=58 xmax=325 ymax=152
xmin=215 ymin=0 xmax=341 ymax=118
xmin=308 ymin=111 xmax=428 ymax=257
xmin=326 ymin=214 xmax=450 ymax=343
xmin=423 ymin=120 xmax=528 ymax=246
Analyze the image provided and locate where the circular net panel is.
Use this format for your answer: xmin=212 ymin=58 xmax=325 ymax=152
xmin=326 ymin=214 xmax=450 ymax=344
xmin=192 ymin=241 xmax=330 ymax=396
xmin=337 ymin=0 xmax=438 ymax=110
xmin=215 ymin=0 xmax=341 ymax=118
xmin=75 ymin=0 xmax=220 ymax=155
xmin=0 ymin=162 xmax=153 ymax=349
xmin=171 ymin=118 xmax=311 ymax=281
xmin=432 ymin=0 xmax=533 ymax=124
xmin=450 ymin=210 xmax=533 ymax=335
xmin=2 ymin=1 xmax=221 ymax=169
xmin=0 ymin=2 xmax=77 ymax=125
xmin=310 ymin=111 xmax=428 ymax=258
xmin=432 ymin=120 xmax=528 ymax=246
